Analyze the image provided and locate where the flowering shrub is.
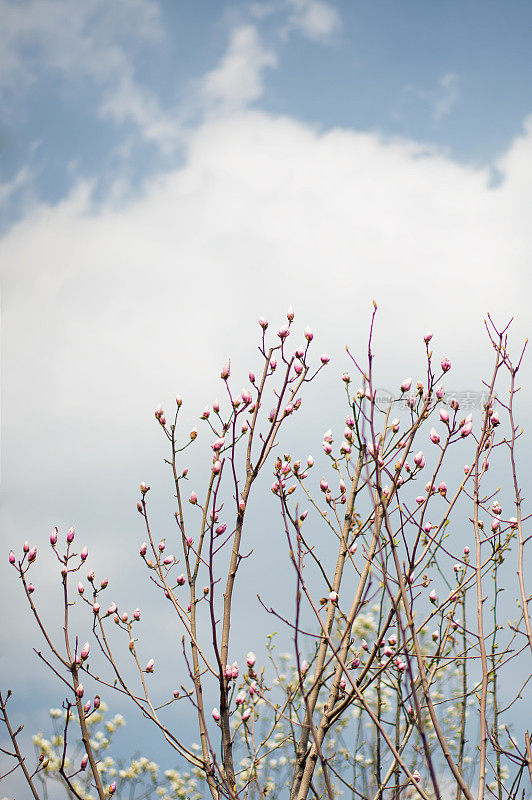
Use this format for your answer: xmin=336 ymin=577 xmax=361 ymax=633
xmin=2 ymin=308 xmax=532 ymax=800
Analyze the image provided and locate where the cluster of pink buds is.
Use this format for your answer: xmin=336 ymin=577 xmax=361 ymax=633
xmin=413 ymin=451 xmax=425 ymax=469
xmin=225 ymin=661 xmax=239 ymax=681
xmin=154 ymin=404 xmax=166 ymax=425
xmin=460 ymin=413 xmax=473 ymax=438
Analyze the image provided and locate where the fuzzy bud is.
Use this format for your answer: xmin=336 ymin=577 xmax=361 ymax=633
xmin=50 ymin=528 xmax=58 ymax=546
xmin=67 ymin=527 xmax=75 ymax=543
xmin=145 ymin=658 xmax=155 ymax=673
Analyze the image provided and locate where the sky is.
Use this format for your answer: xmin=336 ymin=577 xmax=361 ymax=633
xmin=1 ymin=0 xmax=532 ymax=794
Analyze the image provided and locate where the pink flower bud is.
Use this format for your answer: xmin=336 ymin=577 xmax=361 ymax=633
xmin=414 ymin=451 xmax=424 ymax=467
xmin=329 ymin=591 xmax=338 ymax=604
xmin=461 ymin=421 xmax=472 ymax=438
xmin=163 ymin=555 xmax=174 ymax=565
xmin=186 ymin=536 xmax=194 ymax=546
xmin=92 ymin=602 xmax=100 ymax=614
xmin=423 ymin=522 xmax=432 ymax=534
xmin=75 ymin=684 xmax=84 ymax=699
xmin=67 ymin=527 xmax=75 ymax=543
xmin=80 ymin=642 xmax=90 ymax=660
xmin=278 ymin=325 xmax=289 ymax=340
xmin=435 ymin=385 xmax=444 ymax=400
xmin=28 ymin=546 xmax=37 ymax=563
xmin=100 ymin=578 xmax=108 ymax=589
xmin=8 ymin=550 xmax=15 ymax=565
xmin=231 ymin=662 xmax=239 ymax=679
xmin=429 ymin=427 xmax=440 ymax=445
xmin=79 ymin=546 xmax=88 ymax=562
xmin=236 ymin=690 xmax=246 ymax=705
xmin=23 ymin=541 xmax=29 ymax=553
xmin=145 ymin=658 xmax=155 ymax=673
xmin=212 ymin=707 xmax=220 ymax=722
xmin=50 ymin=528 xmax=58 ymax=545
xmin=158 ymin=541 xmax=166 ymax=552
xmin=491 ymin=517 xmax=500 ymax=532
xmin=341 ymin=372 xmax=350 ymax=383
xmin=464 ymin=546 xmax=470 ymax=555
xmin=339 ymin=678 xmax=346 ymax=690
xmin=242 ymin=707 xmax=251 ymax=721
xmin=221 ymin=359 xmax=231 ymax=380
xmin=424 ymin=331 xmax=433 ymax=343
xmin=107 ymin=603 xmax=117 ymax=615
xmin=351 ymin=657 xmax=360 ymax=668
xmin=140 ymin=542 xmax=147 ymax=556
xmin=78 ymin=582 xmax=84 ymax=594
xmin=429 ymin=589 xmax=437 ymax=603
xmin=94 ymin=695 xmax=101 ymax=709
xmin=320 ymin=479 xmax=328 ymax=493
xmin=177 ymin=574 xmax=186 ymax=585
xmin=438 ymin=481 xmax=447 ymax=495
xmin=320 ymin=353 xmax=330 ymax=364
xmin=304 ymin=326 xmax=313 ymax=341
xmin=412 ymin=770 xmax=421 ymax=783
xmin=246 ymin=652 xmax=256 ymax=667
xmin=490 ymin=411 xmax=500 ymax=426
xmin=189 ymin=491 xmax=198 ymax=505
xmin=307 ymin=456 xmax=314 ymax=467
xmin=28 ymin=583 xmax=35 ymax=594
xmin=441 ymin=357 xmax=451 ymax=372
xmin=109 ymin=782 xmax=116 ymax=795
xmin=259 ymin=316 xmax=268 ymax=330
xmin=137 ymin=501 xmax=143 ymax=513
xmin=287 ymin=305 xmax=294 ymax=321
xmin=201 ymin=406 xmax=210 ymax=420
xmin=133 ymin=608 xmax=141 ymax=621
xmin=81 ymin=754 xmax=89 ymax=769
xmin=440 ymin=408 xmax=449 ymax=423
xmin=401 ymin=378 xmax=412 ymax=392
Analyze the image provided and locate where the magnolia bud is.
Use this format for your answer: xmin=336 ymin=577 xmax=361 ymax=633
xmin=246 ymin=652 xmax=256 ymax=668
xmin=221 ymin=359 xmax=230 ymax=380
xmin=80 ymin=642 xmax=90 ymax=660
xmin=189 ymin=491 xmax=198 ymax=505
xmin=401 ymin=378 xmax=412 ymax=392
xmin=50 ymin=528 xmax=58 ymax=545
xmin=304 ymin=326 xmax=313 ymax=341
xmin=212 ymin=707 xmax=220 ymax=722
xmin=75 ymin=684 xmax=84 ymax=699
xmin=145 ymin=658 xmax=155 ymax=673
xmin=8 ymin=550 xmax=15 ymax=565
xmin=441 ymin=357 xmax=451 ymax=372
xmin=28 ymin=546 xmax=37 ymax=563
xmin=67 ymin=527 xmax=75 ymax=543
xmin=429 ymin=427 xmax=440 ymax=445
xmin=81 ymin=754 xmax=88 ymax=769
xmin=134 ymin=608 xmax=141 ymax=620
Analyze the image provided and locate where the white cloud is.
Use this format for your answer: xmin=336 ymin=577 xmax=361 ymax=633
xmin=286 ymin=0 xmax=341 ymax=42
xmin=401 ymin=72 xmax=460 ymax=122
xmin=202 ymin=25 xmax=277 ymax=113
xmin=0 ymin=0 xmax=180 ymax=150
xmin=432 ymin=72 xmax=459 ymax=120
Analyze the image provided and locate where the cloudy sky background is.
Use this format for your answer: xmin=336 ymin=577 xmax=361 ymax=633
xmin=2 ymin=0 xmax=532 ymax=792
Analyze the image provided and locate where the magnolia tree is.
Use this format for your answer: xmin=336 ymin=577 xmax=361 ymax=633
xmin=2 ymin=308 xmax=532 ymax=800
